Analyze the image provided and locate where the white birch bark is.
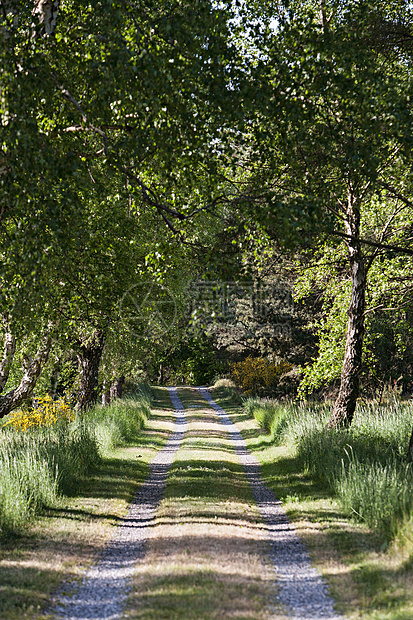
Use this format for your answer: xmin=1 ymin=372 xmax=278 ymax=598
xmin=102 ymin=380 xmax=110 ymax=406
xmin=328 ymin=191 xmax=367 ymax=428
xmin=0 ymin=330 xmax=16 ymax=394
xmin=0 ymin=333 xmax=53 ymax=418
xmin=33 ymin=0 xmax=59 ymax=36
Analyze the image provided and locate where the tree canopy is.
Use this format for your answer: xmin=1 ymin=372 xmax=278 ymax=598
xmin=1 ymin=0 xmax=413 ymax=435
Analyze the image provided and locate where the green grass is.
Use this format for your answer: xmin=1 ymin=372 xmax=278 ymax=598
xmin=0 ymin=420 xmax=100 ymax=535
xmin=0 ymin=450 xmax=150 ymax=620
xmin=91 ymin=394 xmax=150 ymax=452
xmin=0 ymin=387 xmax=171 ymax=620
xmin=244 ymin=397 xmax=290 ymax=438
xmin=3 ymin=385 xmax=412 ymax=620
xmin=0 ymin=388 xmax=152 ymax=537
xmin=242 ymin=396 xmax=413 ymax=544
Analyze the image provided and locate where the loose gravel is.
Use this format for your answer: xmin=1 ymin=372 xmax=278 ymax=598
xmin=51 ymin=388 xmax=186 ymax=620
xmin=198 ymin=387 xmax=344 ymax=620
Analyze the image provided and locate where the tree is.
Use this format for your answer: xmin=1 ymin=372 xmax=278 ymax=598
xmin=0 ymin=0 xmax=247 ymax=411
xmin=0 ymin=323 xmax=55 ymax=417
xmin=295 ymin=227 xmax=413 ymax=401
xmin=241 ymin=0 xmax=413 ymax=426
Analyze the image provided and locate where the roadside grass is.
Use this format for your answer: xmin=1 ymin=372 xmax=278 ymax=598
xmin=0 ymin=387 xmax=155 ymax=538
xmin=91 ymin=389 xmax=151 ymax=452
xmin=126 ymin=387 xmax=283 ymax=620
xmin=214 ymin=387 xmax=413 ymax=620
xmin=0 ymin=387 xmax=173 ymax=620
xmin=0 ymin=418 xmax=101 ymax=536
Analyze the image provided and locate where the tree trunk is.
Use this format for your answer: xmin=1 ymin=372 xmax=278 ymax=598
xmin=0 ymin=0 xmax=19 ymax=42
xmin=0 ymin=329 xmax=16 ymax=394
xmin=1 ymin=0 xmax=59 ymax=41
xmin=328 ymin=192 xmax=367 ymax=428
xmin=0 ymin=333 xmax=52 ymax=418
xmin=110 ymin=375 xmax=125 ymax=401
xmin=102 ymin=380 xmax=110 ymax=406
xmin=319 ymin=0 xmax=327 ymax=32
xmin=408 ymin=426 xmax=413 ymax=461
xmin=401 ymin=345 xmax=412 ymax=396
xmin=33 ymin=0 xmax=60 ymax=36
xmin=48 ymin=362 xmax=60 ymax=398
xmin=158 ymin=362 xmax=163 ymax=384
xmin=77 ymin=331 xmax=105 ymax=411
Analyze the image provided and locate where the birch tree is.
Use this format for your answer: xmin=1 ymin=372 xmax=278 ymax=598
xmin=0 ymin=329 xmax=54 ymax=417
xmin=244 ymin=0 xmax=413 ymax=426
xmin=0 ymin=0 xmax=243 ymax=411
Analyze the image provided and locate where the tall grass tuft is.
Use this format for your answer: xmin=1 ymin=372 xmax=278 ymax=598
xmin=0 ymin=462 xmax=31 ymax=534
xmin=0 ymin=385 xmax=152 ymax=536
xmin=245 ymin=398 xmax=290 ymax=440
xmin=0 ymin=419 xmax=99 ymax=534
xmin=337 ymin=450 xmax=413 ymax=538
xmin=246 ymin=397 xmax=413 ymax=542
xmin=91 ymin=394 xmax=150 ymax=452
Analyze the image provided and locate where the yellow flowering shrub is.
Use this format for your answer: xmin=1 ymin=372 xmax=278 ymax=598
xmin=3 ymin=395 xmax=74 ymax=431
xmin=231 ymin=356 xmax=293 ymax=395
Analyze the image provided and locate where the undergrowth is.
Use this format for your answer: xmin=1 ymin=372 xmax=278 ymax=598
xmin=91 ymin=391 xmax=150 ymax=452
xmin=246 ymin=397 xmax=413 ymax=544
xmin=0 ymin=385 xmax=151 ymax=536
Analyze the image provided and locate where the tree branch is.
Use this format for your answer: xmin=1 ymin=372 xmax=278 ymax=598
xmin=53 ymin=77 xmax=108 ymax=154
xmin=379 ymin=181 xmax=413 ymax=210
xmin=331 ymin=230 xmax=413 ymax=257
xmin=0 ymin=332 xmax=53 ymax=418
xmin=0 ymin=322 xmax=15 ymax=394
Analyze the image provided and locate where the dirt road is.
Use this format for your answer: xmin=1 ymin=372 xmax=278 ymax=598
xmin=51 ymin=387 xmax=343 ymax=620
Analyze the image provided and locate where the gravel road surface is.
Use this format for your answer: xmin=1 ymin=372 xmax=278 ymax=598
xmin=198 ymin=387 xmax=344 ymax=620
xmin=50 ymin=387 xmax=343 ymax=619
xmin=51 ymin=388 xmax=186 ymax=620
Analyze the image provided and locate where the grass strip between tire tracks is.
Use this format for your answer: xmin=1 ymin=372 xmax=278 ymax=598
xmin=125 ymin=387 xmax=281 ymax=620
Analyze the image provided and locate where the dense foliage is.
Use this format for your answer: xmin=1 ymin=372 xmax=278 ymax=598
xmin=0 ymin=0 xmax=413 ymax=442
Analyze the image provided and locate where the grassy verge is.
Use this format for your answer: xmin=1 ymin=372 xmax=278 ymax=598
xmin=0 ymin=386 xmax=152 ymax=536
xmin=126 ymin=387 xmax=282 ymax=620
xmin=0 ymin=387 xmax=174 ymax=620
xmin=213 ymin=387 xmax=413 ymax=620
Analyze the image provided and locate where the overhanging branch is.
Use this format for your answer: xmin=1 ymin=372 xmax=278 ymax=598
xmin=331 ymin=230 xmax=413 ymax=256
xmin=53 ymin=76 xmax=108 ymax=155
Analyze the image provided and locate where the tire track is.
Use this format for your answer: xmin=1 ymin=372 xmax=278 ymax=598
xmin=51 ymin=387 xmax=186 ymax=620
xmin=198 ymin=387 xmax=343 ymax=620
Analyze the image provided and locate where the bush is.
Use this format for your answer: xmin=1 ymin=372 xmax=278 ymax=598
xmin=3 ymin=395 xmax=74 ymax=431
xmin=154 ymin=335 xmax=224 ymax=386
xmin=231 ymin=356 xmax=293 ymax=396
